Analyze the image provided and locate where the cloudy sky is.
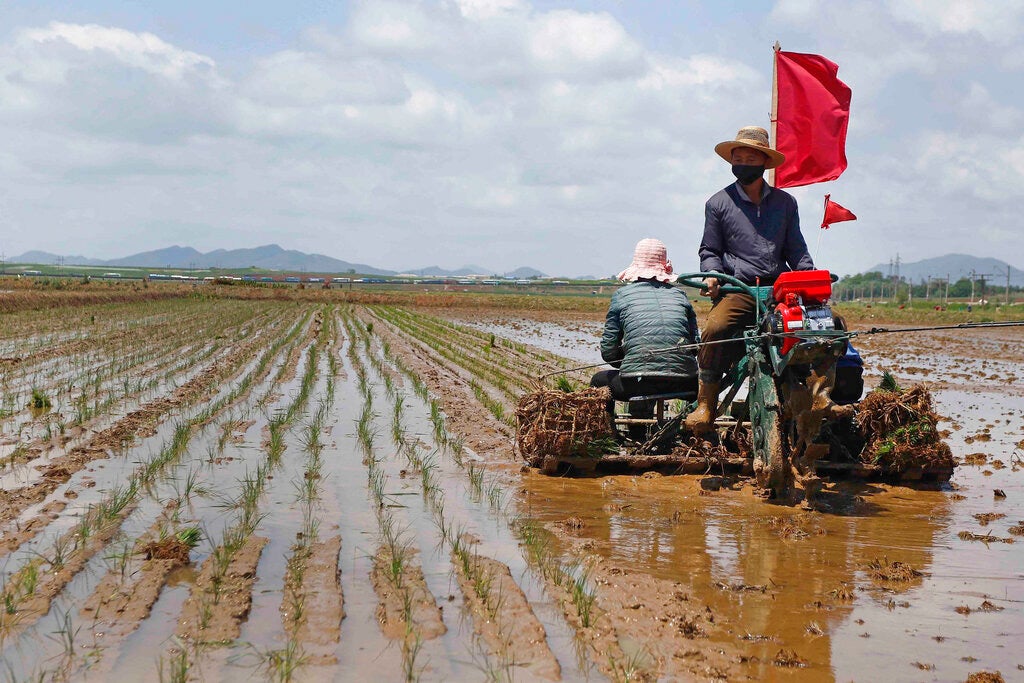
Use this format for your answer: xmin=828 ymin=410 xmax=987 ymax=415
xmin=1 ymin=0 xmax=1022 ymax=277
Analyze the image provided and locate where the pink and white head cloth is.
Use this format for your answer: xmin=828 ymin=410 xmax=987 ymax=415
xmin=617 ymin=238 xmax=674 ymax=283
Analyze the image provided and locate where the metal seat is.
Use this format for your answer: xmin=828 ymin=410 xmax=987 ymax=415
xmin=617 ymin=391 xmax=697 ymax=425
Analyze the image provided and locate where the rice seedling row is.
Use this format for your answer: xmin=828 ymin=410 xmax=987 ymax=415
xmin=347 ymin=309 xmax=579 ymax=681
xmin=0 ymin=306 xmax=306 ymax=556
xmin=0 ymin=301 xmax=290 ymax=470
xmin=0 ymin=309 xmax=316 ymax=677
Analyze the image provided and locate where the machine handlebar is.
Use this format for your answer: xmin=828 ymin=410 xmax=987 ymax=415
xmin=674 ymin=272 xmax=758 ymax=298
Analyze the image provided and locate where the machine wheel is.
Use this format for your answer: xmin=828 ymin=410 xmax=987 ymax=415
xmin=749 ymin=369 xmax=792 ymax=498
xmin=752 ymin=403 xmax=790 ymax=495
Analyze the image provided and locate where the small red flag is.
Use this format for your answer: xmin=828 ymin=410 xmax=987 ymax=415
xmin=821 ymin=194 xmax=856 ymax=229
xmin=774 ymin=50 xmax=851 ymax=189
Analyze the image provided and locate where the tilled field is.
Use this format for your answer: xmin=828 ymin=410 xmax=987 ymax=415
xmin=1 ymin=297 xmax=1020 ymax=682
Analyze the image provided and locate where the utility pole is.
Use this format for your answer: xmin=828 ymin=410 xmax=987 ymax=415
xmin=945 ymin=274 xmax=950 ymax=305
xmin=994 ymin=266 xmax=1012 ymax=306
xmin=969 ymin=269 xmax=994 ymax=304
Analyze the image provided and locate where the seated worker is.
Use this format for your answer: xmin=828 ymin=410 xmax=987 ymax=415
xmin=685 ymin=125 xmax=845 ymax=434
xmin=590 ymin=238 xmax=699 ymax=425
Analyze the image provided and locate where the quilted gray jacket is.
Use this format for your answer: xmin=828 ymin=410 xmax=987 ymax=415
xmin=600 ymin=281 xmax=700 ymax=379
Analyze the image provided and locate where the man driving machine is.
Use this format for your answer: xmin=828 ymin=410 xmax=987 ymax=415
xmin=685 ymin=126 xmax=848 ymax=434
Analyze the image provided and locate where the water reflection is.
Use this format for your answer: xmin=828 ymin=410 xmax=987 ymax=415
xmin=518 ymin=474 xmax=952 ymax=681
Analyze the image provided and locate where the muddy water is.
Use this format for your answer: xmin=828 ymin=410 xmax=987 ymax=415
xmin=471 ymin=313 xmax=1023 ymax=681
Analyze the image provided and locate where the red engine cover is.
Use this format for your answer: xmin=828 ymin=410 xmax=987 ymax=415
xmin=776 ymin=293 xmax=804 ymax=354
xmin=772 ymin=269 xmax=832 ymax=305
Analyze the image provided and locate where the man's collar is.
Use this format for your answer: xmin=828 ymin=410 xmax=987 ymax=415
xmin=733 ymin=180 xmax=772 ymax=202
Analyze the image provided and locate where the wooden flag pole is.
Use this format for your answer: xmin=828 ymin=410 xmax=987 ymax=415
xmin=768 ymin=41 xmax=780 ymax=186
xmin=815 ymin=194 xmax=828 ymax=260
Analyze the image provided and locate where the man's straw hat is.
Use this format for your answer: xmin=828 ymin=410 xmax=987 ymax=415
xmin=714 ymin=126 xmax=786 ymax=169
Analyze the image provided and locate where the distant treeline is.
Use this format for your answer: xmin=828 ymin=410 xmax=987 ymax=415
xmin=834 ymin=271 xmax=1020 ymax=302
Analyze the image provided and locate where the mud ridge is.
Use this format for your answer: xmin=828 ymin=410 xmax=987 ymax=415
xmin=283 ymin=535 xmax=344 ymax=664
xmin=177 ymin=535 xmax=269 ymax=645
xmin=0 ymin=505 xmax=134 ymax=641
xmin=451 ymin=553 xmax=561 ymax=681
xmin=370 ymin=547 xmax=446 ymax=640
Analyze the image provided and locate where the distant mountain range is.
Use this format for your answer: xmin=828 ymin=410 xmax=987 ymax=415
xmin=864 ymin=253 xmax=1024 ymax=287
xmin=8 ymin=245 xmax=549 ymax=279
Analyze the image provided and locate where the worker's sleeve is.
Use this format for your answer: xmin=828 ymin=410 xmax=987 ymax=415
xmin=698 ymin=200 xmax=725 ymax=274
xmin=783 ymin=198 xmax=815 ymax=271
xmin=600 ymin=294 xmax=624 ymax=365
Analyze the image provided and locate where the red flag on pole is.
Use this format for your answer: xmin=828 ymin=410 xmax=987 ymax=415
xmin=821 ymin=194 xmax=856 ymax=229
xmin=773 ymin=50 xmax=851 ymax=189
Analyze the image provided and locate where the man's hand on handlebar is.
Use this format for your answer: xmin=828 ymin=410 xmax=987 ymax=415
xmin=701 ymin=277 xmax=720 ymax=299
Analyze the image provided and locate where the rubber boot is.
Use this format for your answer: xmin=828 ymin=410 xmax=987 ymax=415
xmin=807 ymin=364 xmax=854 ymax=420
xmin=684 ymin=380 xmax=720 ymax=434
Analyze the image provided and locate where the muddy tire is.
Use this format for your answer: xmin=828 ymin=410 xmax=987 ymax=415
xmin=748 ymin=371 xmax=791 ymax=498
xmin=752 ymin=409 xmax=789 ymax=495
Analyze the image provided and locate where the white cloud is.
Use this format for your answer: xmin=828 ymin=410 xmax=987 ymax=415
xmin=1 ymin=2 xmax=1023 ymax=277
xmin=958 ymin=82 xmax=1023 ymax=132
xmin=451 ymin=0 xmax=528 ymax=21
xmin=887 ymin=0 xmax=1024 ymax=43
xmin=525 ymin=10 xmax=644 ymax=80
xmin=20 ymin=22 xmax=217 ymax=80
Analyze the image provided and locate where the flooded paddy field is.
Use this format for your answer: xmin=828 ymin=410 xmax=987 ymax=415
xmin=0 ymin=294 xmax=1020 ymax=681
xmin=448 ymin=306 xmax=1024 ymax=682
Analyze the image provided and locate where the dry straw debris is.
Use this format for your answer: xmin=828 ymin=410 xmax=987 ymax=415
xmin=865 ymin=557 xmax=924 ymax=583
xmin=515 ymin=388 xmax=615 ymax=466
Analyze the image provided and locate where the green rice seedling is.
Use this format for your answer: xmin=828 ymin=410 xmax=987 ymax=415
xmin=157 ymin=638 xmax=190 ymax=683
xmin=176 ymin=527 xmax=203 ymax=548
xmin=30 ymin=387 xmax=51 ymax=410
xmin=467 ymin=461 xmax=484 ymax=499
xmin=259 ymin=639 xmax=307 ymax=683
xmin=608 ymin=645 xmax=652 ymax=682
xmin=485 ymin=480 xmax=507 ymax=512
xmin=173 ymin=467 xmax=208 ymax=504
xmin=400 ymin=620 xmax=424 ymax=683
xmin=428 ymin=400 xmax=446 ymax=445
xmin=569 ymin=563 xmax=597 ymax=628
xmin=448 ymin=435 xmax=465 ymax=465
xmin=103 ymin=542 xmax=133 ymax=581
xmin=419 ymin=454 xmax=438 ymax=497
xmin=16 ymin=563 xmax=39 ymax=600
xmin=368 ymin=468 xmax=387 ymax=504
xmin=300 ymin=421 xmax=322 ymax=453
xmin=47 ymin=609 xmax=80 ymax=667
xmin=554 ymin=375 xmax=574 ymax=393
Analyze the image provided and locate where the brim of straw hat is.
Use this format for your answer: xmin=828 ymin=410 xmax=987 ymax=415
xmin=714 ymin=140 xmax=786 ymax=169
xmin=616 ymin=264 xmax=675 ymax=284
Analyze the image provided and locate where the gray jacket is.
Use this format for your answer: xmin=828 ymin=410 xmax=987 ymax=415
xmin=699 ymin=182 xmax=814 ymax=285
xmin=601 ymin=281 xmax=699 ymax=379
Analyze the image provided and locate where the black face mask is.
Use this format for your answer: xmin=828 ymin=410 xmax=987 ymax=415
xmin=732 ymin=164 xmax=765 ymax=185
